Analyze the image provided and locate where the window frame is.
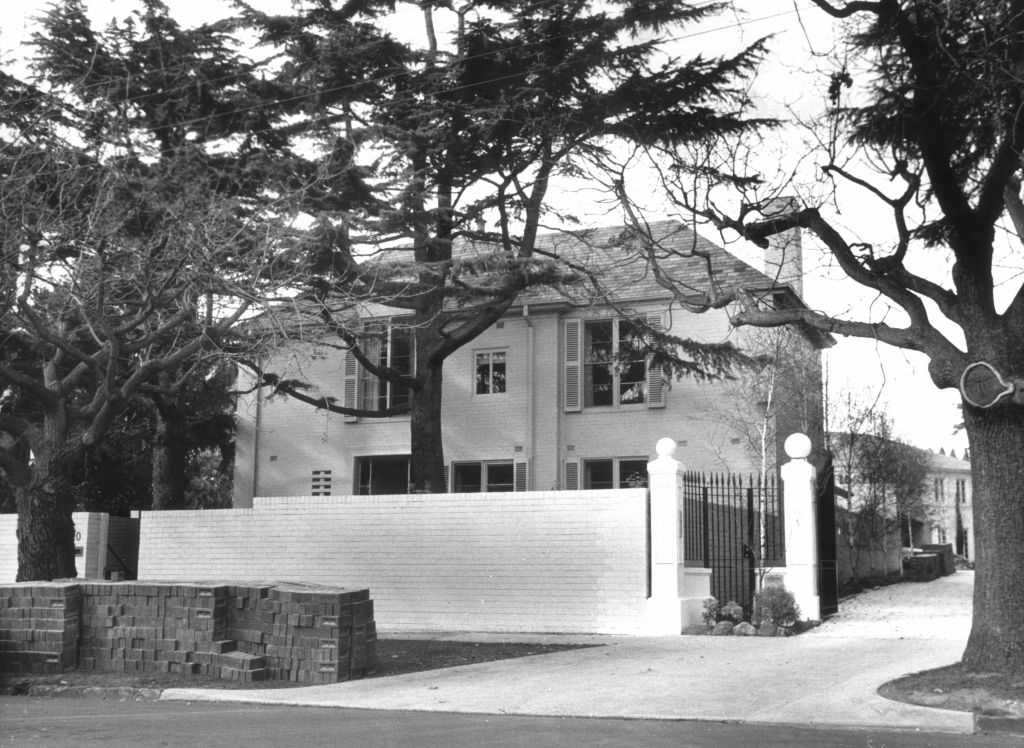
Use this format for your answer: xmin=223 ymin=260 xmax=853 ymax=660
xmin=359 ymin=318 xmax=416 ymax=412
xmin=452 ymin=460 xmax=515 ymax=493
xmin=354 ymin=454 xmax=411 ymax=495
xmin=583 ymin=318 xmax=648 ymax=408
xmin=474 ymin=348 xmax=508 ymax=396
xmin=582 ymin=457 xmax=649 ymax=489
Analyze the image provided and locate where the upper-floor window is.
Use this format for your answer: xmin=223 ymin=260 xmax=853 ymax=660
xmin=475 ymin=350 xmax=507 ymax=395
xmin=933 ymin=477 xmax=945 ymax=501
xmin=584 ymin=319 xmax=647 ymax=407
xmin=563 ymin=315 xmax=664 ymax=413
xmin=359 ymin=321 xmax=414 ymax=411
xmin=955 ymin=479 xmax=967 ymax=504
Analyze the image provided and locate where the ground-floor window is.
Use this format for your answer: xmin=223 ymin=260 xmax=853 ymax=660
xmin=452 ymin=461 xmax=515 ymax=492
xmin=583 ymin=457 xmax=648 ymax=489
xmin=355 ymin=455 xmax=410 ymax=495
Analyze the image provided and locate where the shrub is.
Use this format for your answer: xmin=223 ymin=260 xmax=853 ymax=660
xmin=701 ymin=597 xmax=719 ymax=627
xmin=753 ymin=586 xmax=799 ymax=628
xmin=720 ymin=600 xmax=744 ymax=624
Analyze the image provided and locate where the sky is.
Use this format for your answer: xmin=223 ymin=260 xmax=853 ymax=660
xmin=0 ymin=0 xmax=979 ymax=455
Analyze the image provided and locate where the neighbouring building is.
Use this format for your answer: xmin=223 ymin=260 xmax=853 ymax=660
xmin=232 ymin=217 xmax=831 ymax=505
xmin=924 ymin=449 xmax=974 ymax=561
xmin=831 ymin=433 xmax=974 ymax=581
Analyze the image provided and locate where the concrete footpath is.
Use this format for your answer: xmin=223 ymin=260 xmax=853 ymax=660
xmin=161 ymin=572 xmax=977 ymax=734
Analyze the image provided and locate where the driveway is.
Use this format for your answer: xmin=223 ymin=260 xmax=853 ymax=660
xmin=161 ymin=572 xmax=976 ymax=734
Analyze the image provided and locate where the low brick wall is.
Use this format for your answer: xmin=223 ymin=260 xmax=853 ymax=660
xmin=0 ymin=581 xmax=375 ymax=684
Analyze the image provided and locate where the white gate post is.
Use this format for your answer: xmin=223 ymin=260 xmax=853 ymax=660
xmin=781 ymin=433 xmax=821 ymax=621
xmin=646 ymin=437 xmax=683 ymax=633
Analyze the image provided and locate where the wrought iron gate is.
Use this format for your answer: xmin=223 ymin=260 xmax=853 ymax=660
xmin=682 ymin=472 xmax=784 ymax=617
xmin=816 ymin=452 xmax=840 ymax=617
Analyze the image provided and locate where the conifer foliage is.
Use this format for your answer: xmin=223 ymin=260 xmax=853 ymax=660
xmin=238 ymin=0 xmax=766 ymax=491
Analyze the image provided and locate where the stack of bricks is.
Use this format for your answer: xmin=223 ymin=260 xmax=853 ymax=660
xmin=0 ymin=581 xmax=375 ymax=684
xmin=229 ymin=584 xmax=376 ymax=684
xmin=0 ymin=583 xmax=81 ymax=674
xmin=76 ymin=582 xmax=266 ymax=680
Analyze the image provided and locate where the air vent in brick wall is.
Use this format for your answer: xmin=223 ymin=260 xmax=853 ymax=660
xmin=311 ymin=470 xmax=332 ymax=496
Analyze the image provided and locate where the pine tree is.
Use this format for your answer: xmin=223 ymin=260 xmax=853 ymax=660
xmin=240 ymin=0 xmax=767 ymax=489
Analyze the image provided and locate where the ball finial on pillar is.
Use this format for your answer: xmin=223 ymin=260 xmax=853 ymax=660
xmin=655 ymin=437 xmax=677 ymax=458
xmin=784 ymin=432 xmax=812 ymax=460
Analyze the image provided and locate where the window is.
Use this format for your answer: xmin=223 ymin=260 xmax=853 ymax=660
xmin=359 ymin=321 xmax=414 ymax=411
xmin=584 ymin=320 xmax=647 ymax=407
xmin=355 ymin=455 xmax=410 ymax=494
xmin=453 ymin=461 xmax=514 ymax=492
xmin=583 ymin=458 xmax=648 ymax=489
xmin=475 ymin=350 xmax=507 ymax=395
xmin=955 ymin=479 xmax=967 ymax=504
xmin=933 ymin=477 xmax=945 ymax=502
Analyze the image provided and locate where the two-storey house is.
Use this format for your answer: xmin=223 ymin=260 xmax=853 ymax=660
xmin=232 ymin=219 xmax=830 ymax=505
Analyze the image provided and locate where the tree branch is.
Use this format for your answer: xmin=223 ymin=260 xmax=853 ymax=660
xmin=807 ymin=0 xmax=883 ymax=18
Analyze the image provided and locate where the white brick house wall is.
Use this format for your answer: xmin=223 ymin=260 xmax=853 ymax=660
xmin=233 ymin=304 xmax=804 ymax=501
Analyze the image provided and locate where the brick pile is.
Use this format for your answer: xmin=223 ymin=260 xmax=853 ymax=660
xmin=76 ymin=582 xmax=266 ymax=680
xmin=230 ymin=585 xmax=376 ymax=684
xmin=0 ymin=583 xmax=81 ymax=675
xmin=0 ymin=581 xmax=375 ymax=684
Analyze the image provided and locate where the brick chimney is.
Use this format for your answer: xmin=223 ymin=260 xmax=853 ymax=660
xmin=761 ymin=196 xmax=803 ymax=298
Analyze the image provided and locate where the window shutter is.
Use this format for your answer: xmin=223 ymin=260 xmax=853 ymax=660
xmin=564 ymin=319 xmax=582 ymax=412
xmin=342 ymin=348 xmax=359 ymax=422
xmin=646 ymin=313 xmax=666 ymax=409
xmin=514 ymin=460 xmax=529 ymax=492
xmin=443 ymin=464 xmax=450 ymax=493
xmin=564 ymin=460 xmax=580 ymax=491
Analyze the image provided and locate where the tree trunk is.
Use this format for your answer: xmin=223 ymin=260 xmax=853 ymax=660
xmin=15 ymin=474 xmax=77 ymax=581
xmin=961 ymin=404 xmax=1024 ymax=673
xmin=409 ymin=359 xmax=446 ymax=492
xmin=15 ymin=409 xmax=77 ymax=581
xmin=150 ymin=403 xmax=188 ymax=510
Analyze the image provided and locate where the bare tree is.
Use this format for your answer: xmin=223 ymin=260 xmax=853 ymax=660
xmin=609 ymin=1 xmax=1024 ymax=672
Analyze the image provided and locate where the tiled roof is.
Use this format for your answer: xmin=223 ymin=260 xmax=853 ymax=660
xmin=453 ymin=220 xmax=782 ymax=305
xmin=252 ymin=219 xmax=810 ymax=337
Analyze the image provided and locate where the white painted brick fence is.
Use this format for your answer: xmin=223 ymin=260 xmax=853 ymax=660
xmin=137 ymin=489 xmax=651 ymax=634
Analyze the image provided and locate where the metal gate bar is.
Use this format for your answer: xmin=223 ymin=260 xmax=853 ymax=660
xmin=682 ymin=472 xmax=784 ymax=618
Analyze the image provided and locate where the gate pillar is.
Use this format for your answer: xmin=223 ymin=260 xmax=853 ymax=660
xmin=780 ymin=433 xmax=821 ymax=621
xmin=646 ymin=437 xmax=709 ymax=633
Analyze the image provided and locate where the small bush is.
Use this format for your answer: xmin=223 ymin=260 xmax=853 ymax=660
xmin=701 ymin=597 xmax=719 ymax=627
xmin=753 ymin=586 xmax=799 ymax=628
xmin=720 ymin=600 xmax=744 ymax=624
